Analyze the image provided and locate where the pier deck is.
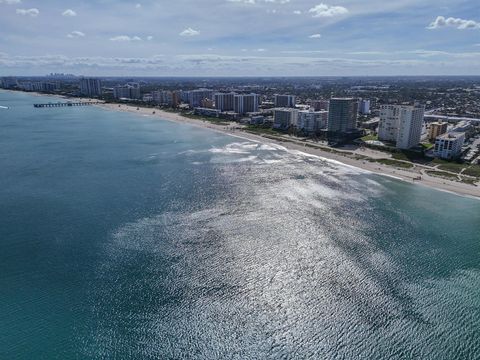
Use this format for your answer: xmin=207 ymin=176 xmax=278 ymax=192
xmin=33 ymin=102 xmax=101 ymax=108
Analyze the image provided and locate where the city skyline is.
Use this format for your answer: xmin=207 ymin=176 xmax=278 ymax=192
xmin=1 ymin=0 xmax=479 ymax=76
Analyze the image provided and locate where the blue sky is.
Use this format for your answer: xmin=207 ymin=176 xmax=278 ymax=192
xmin=0 ymin=0 xmax=479 ymax=76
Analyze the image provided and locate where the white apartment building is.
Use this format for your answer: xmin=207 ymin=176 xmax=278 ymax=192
xmin=152 ymin=90 xmax=172 ymax=105
xmin=273 ymin=108 xmax=298 ymax=130
xmin=378 ymin=103 xmax=425 ymax=149
xmin=297 ymin=110 xmax=328 ymax=133
xmin=113 ymin=83 xmax=141 ymax=100
xmin=434 ymin=132 xmax=465 ymax=160
xmin=187 ymin=89 xmax=214 ymax=107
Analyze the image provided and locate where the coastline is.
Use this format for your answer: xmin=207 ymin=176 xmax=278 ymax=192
xmin=97 ymin=102 xmax=480 ymax=200
xmin=2 ymin=89 xmax=480 ymax=199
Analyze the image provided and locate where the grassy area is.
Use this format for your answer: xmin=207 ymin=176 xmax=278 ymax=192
xmin=244 ymin=125 xmax=284 ymax=136
xmin=431 ymin=159 xmax=466 ymax=173
xmin=426 ymin=170 xmax=459 ymax=179
xmin=261 ymin=135 xmax=289 ymax=142
xmin=391 ymin=152 xmax=410 ymax=161
xmin=371 ymin=158 xmax=414 ymax=169
xmin=361 ymin=134 xmax=378 ymax=142
xmin=354 ymin=154 xmax=371 ymax=161
xmin=463 ymin=165 xmax=480 ymax=178
xmin=304 ymin=143 xmax=354 ymax=155
xmin=460 ymin=177 xmax=478 ymax=186
xmin=391 ymin=149 xmax=426 ymax=162
xmin=420 ymin=142 xmax=434 ymax=150
xmin=162 ymin=108 xmax=179 ymax=113
xmin=181 ymin=113 xmax=230 ymax=125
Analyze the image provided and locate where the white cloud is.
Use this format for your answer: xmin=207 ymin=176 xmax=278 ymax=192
xmin=0 ymin=0 xmax=22 ymax=4
xmin=427 ymin=16 xmax=480 ymax=30
xmin=0 ymin=54 xmax=168 ymax=70
xmin=67 ymin=31 xmax=85 ymax=38
xmin=280 ymin=50 xmax=330 ymax=54
xmin=179 ymin=27 xmax=200 ymax=36
xmin=409 ymin=49 xmax=480 ymax=58
xmin=348 ymin=51 xmax=387 ymax=55
xmin=293 ymin=10 xmax=302 ymax=15
xmin=147 ymin=36 xmax=153 ymax=41
xmin=2 ymin=52 xmax=479 ymax=76
xmin=309 ymin=3 xmax=348 ymax=18
xmin=62 ymin=9 xmax=77 ymax=17
xmin=227 ymin=0 xmax=256 ymax=4
xmin=135 ymin=3 xmax=141 ymax=8
xmin=257 ymin=48 xmax=266 ymax=52
xmin=227 ymin=0 xmax=291 ymax=4
xmin=309 ymin=33 xmax=322 ymax=38
xmin=16 ymin=8 xmax=39 ymax=17
xmin=110 ymin=35 xmax=142 ymax=41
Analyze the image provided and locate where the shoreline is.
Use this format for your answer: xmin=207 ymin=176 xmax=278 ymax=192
xmin=97 ymin=102 xmax=480 ymax=200
xmin=3 ymin=89 xmax=480 ymax=199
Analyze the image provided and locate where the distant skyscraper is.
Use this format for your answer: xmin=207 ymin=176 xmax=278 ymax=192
xmin=152 ymin=90 xmax=179 ymax=107
xmin=19 ymin=81 xmax=57 ymax=92
xmin=234 ymin=94 xmax=259 ymax=114
xmin=171 ymin=91 xmax=181 ymax=108
xmin=0 ymin=77 xmax=19 ymax=89
xmin=79 ymin=78 xmax=102 ymax=97
xmin=152 ymin=90 xmax=171 ymax=105
xmin=274 ymin=94 xmax=296 ymax=108
xmin=113 ymin=83 xmax=141 ymax=100
xmin=214 ymin=92 xmax=235 ymax=111
xmin=378 ymin=103 xmax=425 ymax=149
xmin=327 ymin=98 xmax=358 ymax=133
xmin=358 ymin=99 xmax=371 ymax=115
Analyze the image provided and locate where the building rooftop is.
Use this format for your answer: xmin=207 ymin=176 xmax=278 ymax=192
xmin=437 ymin=132 xmax=465 ymax=140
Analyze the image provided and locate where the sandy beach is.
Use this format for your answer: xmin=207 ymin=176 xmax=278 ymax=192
xmin=98 ymin=102 xmax=480 ymax=200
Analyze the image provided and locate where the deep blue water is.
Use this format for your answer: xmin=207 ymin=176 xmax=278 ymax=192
xmin=0 ymin=90 xmax=479 ymax=359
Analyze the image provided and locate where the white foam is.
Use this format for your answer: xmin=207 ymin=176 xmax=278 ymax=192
xmin=258 ymin=144 xmax=279 ymax=151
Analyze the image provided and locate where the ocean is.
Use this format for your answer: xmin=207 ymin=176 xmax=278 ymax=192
xmin=0 ymin=90 xmax=479 ymax=359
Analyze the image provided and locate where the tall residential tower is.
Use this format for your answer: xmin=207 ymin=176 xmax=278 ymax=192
xmin=234 ymin=94 xmax=259 ymax=114
xmin=327 ymin=98 xmax=358 ymax=133
xmin=214 ymin=92 xmax=235 ymax=112
xmin=274 ymin=94 xmax=296 ymax=108
xmin=79 ymin=78 xmax=102 ymax=97
xmin=378 ymin=103 xmax=425 ymax=149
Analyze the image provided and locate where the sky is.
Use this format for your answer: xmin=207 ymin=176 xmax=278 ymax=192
xmin=0 ymin=0 xmax=479 ymax=76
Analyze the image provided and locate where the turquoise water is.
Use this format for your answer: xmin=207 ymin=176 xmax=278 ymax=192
xmin=0 ymin=90 xmax=479 ymax=359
